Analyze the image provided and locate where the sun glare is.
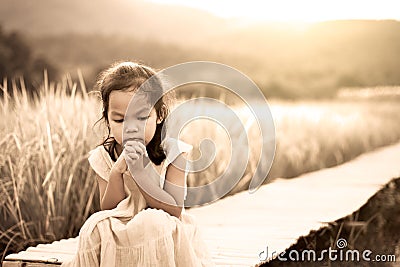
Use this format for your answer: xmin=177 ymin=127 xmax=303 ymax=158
xmin=149 ymin=0 xmax=400 ymax=23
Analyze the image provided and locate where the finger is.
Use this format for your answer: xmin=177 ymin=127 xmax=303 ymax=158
xmin=133 ymin=144 xmax=145 ymax=155
xmin=125 ymin=143 xmax=144 ymax=155
xmin=126 ymin=152 xmax=139 ymax=160
xmin=137 ymin=142 xmax=148 ymax=157
xmin=124 ymin=157 xmax=134 ymax=170
xmin=124 ymin=145 xmax=137 ymax=154
xmin=135 ymin=143 xmax=147 ymax=157
xmin=124 ymin=140 xmax=145 ymax=154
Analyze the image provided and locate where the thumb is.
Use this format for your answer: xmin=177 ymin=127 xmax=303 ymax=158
xmin=115 ymin=150 xmax=128 ymax=173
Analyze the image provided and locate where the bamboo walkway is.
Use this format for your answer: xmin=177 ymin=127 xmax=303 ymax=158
xmin=4 ymin=141 xmax=400 ymax=267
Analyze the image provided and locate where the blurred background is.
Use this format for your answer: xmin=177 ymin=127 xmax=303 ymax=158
xmin=1 ymin=0 xmax=400 ymax=99
xmin=1 ymin=0 xmax=400 ymax=259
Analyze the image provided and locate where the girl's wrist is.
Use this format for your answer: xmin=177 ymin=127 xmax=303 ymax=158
xmin=112 ymin=159 xmax=127 ymax=174
xmin=110 ymin=168 xmax=126 ymax=179
xmin=113 ymin=151 xmax=127 ymax=174
xmin=112 ymin=164 xmax=127 ymax=175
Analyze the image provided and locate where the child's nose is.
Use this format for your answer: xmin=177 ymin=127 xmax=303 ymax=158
xmin=125 ymin=125 xmax=139 ymax=133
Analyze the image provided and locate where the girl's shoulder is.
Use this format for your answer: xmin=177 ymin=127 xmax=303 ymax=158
xmin=161 ymin=137 xmax=193 ymax=164
xmin=160 ymin=138 xmax=192 ymax=201
xmin=88 ymin=145 xmax=114 ymax=181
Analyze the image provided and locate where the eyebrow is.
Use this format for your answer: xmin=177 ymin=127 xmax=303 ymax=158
xmin=136 ymin=107 xmax=150 ymax=114
xmin=110 ymin=111 xmax=124 ymax=116
xmin=110 ymin=107 xmax=151 ymax=117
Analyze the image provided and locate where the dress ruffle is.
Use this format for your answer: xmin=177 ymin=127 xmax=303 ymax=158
xmin=63 ymin=209 xmax=214 ymax=267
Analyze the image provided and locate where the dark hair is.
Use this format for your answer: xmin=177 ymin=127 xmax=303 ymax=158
xmin=94 ymin=61 xmax=170 ymax=165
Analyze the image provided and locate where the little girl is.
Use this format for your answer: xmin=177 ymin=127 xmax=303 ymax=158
xmin=62 ymin=62 xmax=215 ymax=267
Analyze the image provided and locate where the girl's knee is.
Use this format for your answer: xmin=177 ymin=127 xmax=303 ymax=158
xmin=134 ymin=208 xmax=175 ymax=231
xmin=137 ymin=208 xmax=169 ymax=222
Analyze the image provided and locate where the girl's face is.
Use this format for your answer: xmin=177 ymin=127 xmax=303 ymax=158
xmin=108 ymin=89 xmax=160 ymax=150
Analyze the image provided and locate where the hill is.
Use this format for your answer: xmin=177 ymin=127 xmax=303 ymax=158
xmin=1 ymin=0 xmax=400 ymax=98
xmin=0 ymin=0 xmax=232 ymax=45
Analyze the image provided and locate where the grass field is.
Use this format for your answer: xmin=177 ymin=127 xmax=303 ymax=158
xmin=1 ymin=77 xmax=400 ymax=258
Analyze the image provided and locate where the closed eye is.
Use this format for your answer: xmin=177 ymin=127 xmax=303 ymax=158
xmin=113 ymin=119 xmax=124 ymax=123
xmin=138 ymin=116 xmax=150 ymax=121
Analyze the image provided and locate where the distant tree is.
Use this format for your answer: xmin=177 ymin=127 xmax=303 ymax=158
xmin=0 ymin=25 xmax=58 ymax=97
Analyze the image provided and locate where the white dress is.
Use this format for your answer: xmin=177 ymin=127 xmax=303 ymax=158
xmin=61 ymin=138 xmax=215 ymax=267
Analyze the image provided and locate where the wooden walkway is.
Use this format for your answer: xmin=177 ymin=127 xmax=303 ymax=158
xmin=4 ymin=141 xmax=400 ymax=267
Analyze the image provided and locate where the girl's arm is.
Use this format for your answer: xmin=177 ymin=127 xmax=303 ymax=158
xmin=135 ymin=183 xmax=182 ymax=218
xmin=163 ymin=153 xmax=187 ymax=209
xmin=130 ymin=154 xmax=187 ymax=219
xmin=98 ymin=155 xmax=127 ymax=210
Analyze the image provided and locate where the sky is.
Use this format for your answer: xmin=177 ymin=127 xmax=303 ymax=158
xmin=149 ymin=0 xmax=400 ymax=23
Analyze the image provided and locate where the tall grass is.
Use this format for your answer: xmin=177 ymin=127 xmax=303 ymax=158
xmin=267 ymin=99 xmax=400 ymax=178
xmin=1 ymin=75 xmax=400 ymax=258
xmin=0 ymin=73 xmax=101 ymax=258
xmin=182 ymin=98 xmax=400 ymax=199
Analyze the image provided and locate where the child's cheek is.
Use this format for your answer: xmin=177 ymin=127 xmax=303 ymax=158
xmin=145 ymin=118 xmax=157 ymax=143
xmin=111 ymin=122 xmax=123 ymax=144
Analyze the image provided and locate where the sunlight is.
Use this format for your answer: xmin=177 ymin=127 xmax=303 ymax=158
xmin=149 ymin=0 xmax=400 ymax=23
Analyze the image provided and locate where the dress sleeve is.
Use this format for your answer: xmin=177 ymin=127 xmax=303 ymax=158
xmin=160 ymin=138 xmax=193 ymax=200
xmin=87 ymin=146 xmax=113 ymax=182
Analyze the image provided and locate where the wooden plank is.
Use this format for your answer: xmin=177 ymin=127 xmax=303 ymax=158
xmin=3 ymin=262 xmax=60 ymax=267
xmin=186 ymin=141 xmax=400 ymax=266
xmin=4 ymin=250 xmax=72 ymax=262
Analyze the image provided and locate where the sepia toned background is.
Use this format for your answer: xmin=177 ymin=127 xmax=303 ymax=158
xmin=1 ymin=0 xmax=400 ymax=264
